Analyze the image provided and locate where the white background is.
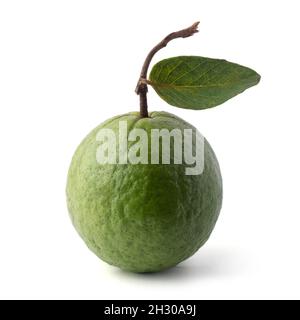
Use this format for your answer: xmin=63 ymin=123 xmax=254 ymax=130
xmin=0 ymin=0 xmax=299 ymax=300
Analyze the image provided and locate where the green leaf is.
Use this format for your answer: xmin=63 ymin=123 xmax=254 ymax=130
xmin=149 ymin=56 xmax=260 ymax=110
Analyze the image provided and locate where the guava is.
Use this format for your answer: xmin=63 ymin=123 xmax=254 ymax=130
xmin=66 ymin=21 xmax=259 ymax=273
xmin=66 ymin=111 xmax=222 ymax=272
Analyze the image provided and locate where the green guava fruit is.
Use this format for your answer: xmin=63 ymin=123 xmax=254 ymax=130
xmin=66 ymin=111 xmax=222 ymax=272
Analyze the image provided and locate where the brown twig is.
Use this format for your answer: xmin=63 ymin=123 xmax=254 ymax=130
xmin=135 ymin=22 xmax=200 ymax=118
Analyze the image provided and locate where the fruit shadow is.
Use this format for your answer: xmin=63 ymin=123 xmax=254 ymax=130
xmin=111 ymin=247 xmax=242 ymax=282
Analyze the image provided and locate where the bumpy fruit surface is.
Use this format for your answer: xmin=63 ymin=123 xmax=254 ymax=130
xmin=66 ymin=111 xmax=222 ymax=272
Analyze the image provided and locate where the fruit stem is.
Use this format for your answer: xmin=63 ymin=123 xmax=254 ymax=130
xmin=135 ymin=21 xmax=200 ymax=118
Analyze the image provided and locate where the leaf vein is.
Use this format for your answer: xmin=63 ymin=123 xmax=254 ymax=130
xmin=169 ymin=60 xmax=207 ymax=84
xmin=189 ymin=61 xmax=224 ymax=85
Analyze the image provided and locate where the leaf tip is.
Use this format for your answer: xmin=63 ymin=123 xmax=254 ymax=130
xmin=256 ymin=72 xmax=261 ymax=84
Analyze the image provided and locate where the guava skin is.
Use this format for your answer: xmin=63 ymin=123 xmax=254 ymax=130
xmin=66 ymin=111 xmax=222 ymax=272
